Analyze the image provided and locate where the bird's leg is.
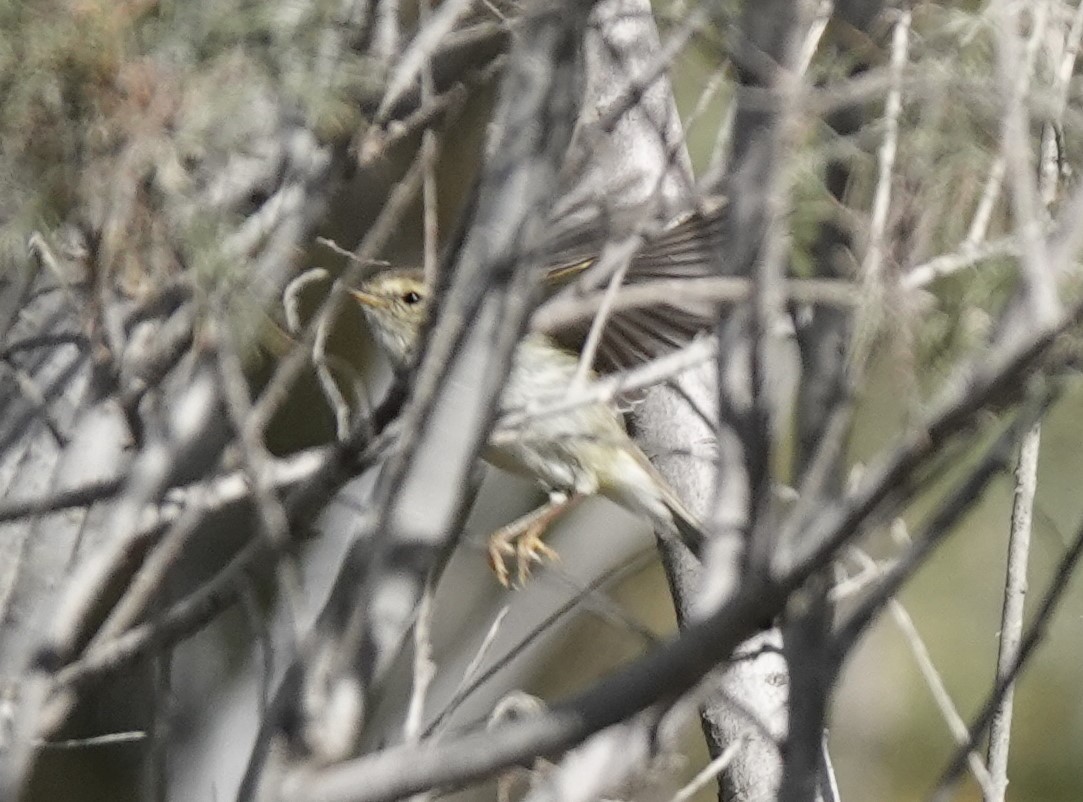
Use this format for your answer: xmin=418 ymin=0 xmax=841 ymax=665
xmin=488 ymin=492 xmax=582 ymax=587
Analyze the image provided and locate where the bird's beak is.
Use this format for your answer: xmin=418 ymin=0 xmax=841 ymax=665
xmin=349 ymin=289 xmax=387 ymax=309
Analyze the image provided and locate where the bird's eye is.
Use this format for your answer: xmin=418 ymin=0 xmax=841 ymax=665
xmin=402 ymin=291 xmax=421 ymax=305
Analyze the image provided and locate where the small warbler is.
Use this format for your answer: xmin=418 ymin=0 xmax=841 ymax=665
xmin=350 ymin=269 xmax=706 ymax=585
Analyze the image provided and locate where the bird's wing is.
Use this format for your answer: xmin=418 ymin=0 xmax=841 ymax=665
xmin=537 ymin=202 xmax=725 ymax=374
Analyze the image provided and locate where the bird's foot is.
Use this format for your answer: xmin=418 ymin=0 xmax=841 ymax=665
xmin=487 ymin=493 xmax=575 ymax=587
xmin=488 ymin=520 xmax=560 ymax=588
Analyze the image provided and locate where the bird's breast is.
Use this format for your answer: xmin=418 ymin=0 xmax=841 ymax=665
xmin=483 ymin=335 xmax=627 ymax=496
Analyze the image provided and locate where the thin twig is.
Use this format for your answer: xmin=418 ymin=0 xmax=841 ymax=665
xmin=0 ymin=477 xmax=125 ymax=524
xmin=592 ymin=9 xmax=709 ymax=137
xmin=425 ymin=604 xmax=510 ymax=738
xmin=535 ymin=275 xmax=856 ymax=333
xmin=0 ymin=332 xmax=87 ymax=359
xmin=986 ymin=416 xmax=1042 ymax=799
xmin=376 ymin=0 xmax=477 ymax=121
xmin=992 ymin=0 xmax=1060 ymax=323
xmin=420 ymin=0 xmax=440 ymax=287
xmin=423 ymin=550 xmax=655 ymax=738
xmin=901 ymin=236 xmax=1021 ymax=290
xmin=833 ymin=402 xmax=1044 ymax=652
xmin=572 ymin=238 xmax=638 ymax=386
xmin=544 ymin=562 xmax=660 ymax=646
xmin=850 ymin=8 xmax=909 ymax=369
xmin=215 ymin=327 xmax=306 ymax=643
xmin=283 ymin=269 xmax=330 ymax=334
xmin=796 ymin=0 xmax=833 ymax=75
xmin=888 ymin=597 xmax=996 ymax=797
xmin=668 ymin=738 xmax=744 ymax=802
xmin=933 ymin=510 xmax=1083 ymax=800
xmin=372 ymin=0 xmax=400 ymax=66
xmin=315 ymin=281 xmax=357 ymax=441
xmin=35 ymin=731 xmax=147 ymax=749
xmin=403 ymin=583 xmax=437 ymax=744
xmin=356 ymin=57 xmax=505 ymax=167
xmin=53 ymin=539 xmax=266 ymax=691
xmin=865 ymin=6 xmax=908 ymax=285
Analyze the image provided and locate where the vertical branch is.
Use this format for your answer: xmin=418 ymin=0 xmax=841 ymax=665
xmin=987 ymin=7 xmax=1077 ymax=791
xmin=991 ymin=0 xmax=1060 ymax=325
xmin=419 ymin=0 xmax=441 ymax=285
xmin=704 ymin=0 xmax=826 ymax=797
xmin=783 ymin=3 xmax=892 ymax=801
xmin=986 ymin=426 xmax=1040 ymax=800
xmin=870 ymin=7 xmax=908 ymax=255
xmin=403 ymin=583 xmax=435 ymax=745
xmin=935 ymin=510 xmax=1083 ymax=801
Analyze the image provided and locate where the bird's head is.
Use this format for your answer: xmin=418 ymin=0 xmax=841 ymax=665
xmin=349 ymin=270 xmax=430 ymax=368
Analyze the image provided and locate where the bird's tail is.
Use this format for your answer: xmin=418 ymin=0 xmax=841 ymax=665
xmin=602 ymin=446 xmax=708 ymax=558
xmin=659 ymin=486 xmax=706 ymax=559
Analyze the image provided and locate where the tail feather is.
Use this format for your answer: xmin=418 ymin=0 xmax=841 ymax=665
xmin=660 ymin=487 xmax=706 ymax=559
xmin=604 ymin=446 xmax=707 ymax=559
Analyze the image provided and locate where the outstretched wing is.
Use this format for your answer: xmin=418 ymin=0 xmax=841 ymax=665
xmin=536 ymin=201 xmax=726 ymax=373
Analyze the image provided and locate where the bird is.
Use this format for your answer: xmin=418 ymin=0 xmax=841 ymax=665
xmin=349 ymin=269 xmax=706 ymax=586
xmin=531 ymin=200 xmax=726 ymax=374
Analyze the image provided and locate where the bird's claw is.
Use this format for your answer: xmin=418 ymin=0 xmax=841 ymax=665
xmin=488 ymin=524 xmax=560 ymax=588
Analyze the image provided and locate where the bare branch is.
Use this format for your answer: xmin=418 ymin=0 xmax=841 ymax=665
xmin=933 ymin=508 xmax=1083 ymax=800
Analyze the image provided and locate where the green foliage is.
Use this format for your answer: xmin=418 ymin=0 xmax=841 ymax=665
xmin=0 ymin=0 xmax=375 ymax=288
